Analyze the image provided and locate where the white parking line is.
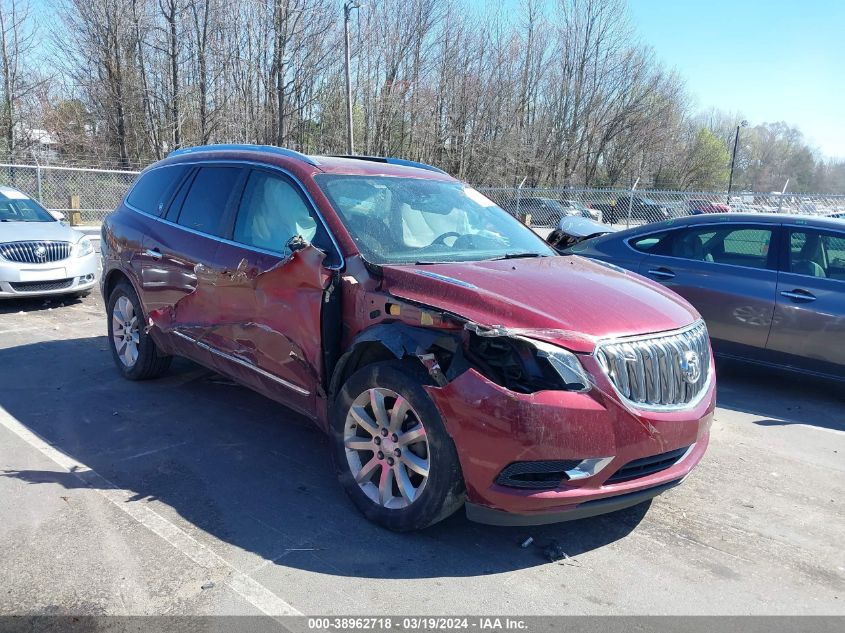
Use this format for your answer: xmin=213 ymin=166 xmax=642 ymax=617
xmin=0 ymin=405 xmax=302 ymax=616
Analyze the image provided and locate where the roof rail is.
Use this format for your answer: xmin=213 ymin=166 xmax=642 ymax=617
xmin=168 ymin=144 xmax=320 ymax=166
xmin=329 ymin=155 xmax=448 ymax=176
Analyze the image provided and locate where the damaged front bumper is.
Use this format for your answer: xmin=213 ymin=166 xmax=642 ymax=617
xmin=425 ymin=356 xmax=714 ymax=526
xmin=465 ymin=478 xmax=686 ymax=526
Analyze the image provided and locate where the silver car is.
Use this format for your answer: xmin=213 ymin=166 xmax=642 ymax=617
xmin=0 ymin=185 xmax=98 ymax=299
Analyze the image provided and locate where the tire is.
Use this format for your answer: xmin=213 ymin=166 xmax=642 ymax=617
xmin=107 ymin=281 xmax=172 ymax=380
xmin=331 ymin=359 xmax=465 ymax=531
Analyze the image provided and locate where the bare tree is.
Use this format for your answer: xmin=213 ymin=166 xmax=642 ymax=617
xmin=0 ymin=0 xmax=39 ymax=159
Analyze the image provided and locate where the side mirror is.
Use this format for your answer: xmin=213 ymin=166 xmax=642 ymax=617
xmin=286 ymin=235 xmax=310 ymax=252
xmin=49 ymin=210 xmax=66 ymax=222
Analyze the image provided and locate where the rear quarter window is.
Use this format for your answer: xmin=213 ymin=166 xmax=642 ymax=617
xmin=629 ymin=232 xmax=670 ymax=253
xmin=126 ymin=165 xmax=188 ymax=216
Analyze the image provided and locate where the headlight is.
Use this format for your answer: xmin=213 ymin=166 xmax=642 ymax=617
xmin=464 ymin=327 xmax=593 ymax=393
xmin=518 ymin=337 xmax=592 ymax=392
xmin=76 ymin=236 xmax=93 ymax=257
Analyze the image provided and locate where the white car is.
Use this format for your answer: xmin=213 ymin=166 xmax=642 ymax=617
xmin=0 ymin=185 xmax=97 ymax=299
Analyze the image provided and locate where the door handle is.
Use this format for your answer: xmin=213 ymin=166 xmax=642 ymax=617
xmin=144 ymin=248 xmax=163 ymax=260
xmin=647 ymin=268 xmax=676 ymax=280
xmin=780 ymin=289 xmax=816 ymax=302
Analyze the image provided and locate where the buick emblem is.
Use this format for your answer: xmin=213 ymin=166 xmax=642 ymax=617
xmin=34 ymin=245 xmax=47 ymax=262
xmin=679 ymin=350 xmax=701 ymax=384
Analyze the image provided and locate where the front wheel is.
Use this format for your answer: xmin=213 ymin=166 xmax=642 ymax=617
xmin=331 ymin=360 xmax=465 ymax=531
xmin=107 ymin=281 xmax=172 ymax=380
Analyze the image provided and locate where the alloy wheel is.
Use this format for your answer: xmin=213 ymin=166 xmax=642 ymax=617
xmin=344 ymin=387 xmax=431 ymax=510
xmin=112 ymin=295 xmax=140 ymax=368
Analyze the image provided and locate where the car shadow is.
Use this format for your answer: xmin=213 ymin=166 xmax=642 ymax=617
xmin=715 ymin=359 xmax=845 ymax=432
xmin=0 ymin=336 xmax=649 ymax=580
xmin=0 ymin=295 xmax=87 ymax=314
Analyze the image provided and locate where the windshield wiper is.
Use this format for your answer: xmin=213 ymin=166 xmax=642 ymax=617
xmin=489 ymin=252 xmax=545 ymax=261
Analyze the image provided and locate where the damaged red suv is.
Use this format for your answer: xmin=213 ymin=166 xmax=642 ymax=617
xmin=101 ymin=145 xmax=714 ymax=531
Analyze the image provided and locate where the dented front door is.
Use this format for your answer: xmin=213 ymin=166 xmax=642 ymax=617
xmin=205 ymin=241 xmax=329 ymax=418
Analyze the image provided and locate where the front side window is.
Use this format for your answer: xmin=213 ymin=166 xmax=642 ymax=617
xmin=233 ymin=171 xmax=319 ymax=253
xmin=670 ymin=226 xmax=773 ymax=269
xmin=788 ymin=229 xmax=845 ymax=280
xmin=177 ymin=166 xmax=242 ymax=236
xmin=315 ymin=175 xmax=555 ymax=265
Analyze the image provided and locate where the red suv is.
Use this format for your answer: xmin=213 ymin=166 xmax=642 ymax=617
xmin=101 ymin=145 xmax=714 ymax=530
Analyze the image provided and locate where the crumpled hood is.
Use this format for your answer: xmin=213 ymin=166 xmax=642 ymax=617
xmin=0 ymin=221 xmax=85 ymax=244
xmin=380 ymin=255 xmax=700 ymax=353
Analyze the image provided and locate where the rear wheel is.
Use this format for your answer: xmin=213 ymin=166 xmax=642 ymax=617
xmin=107 ymin=281 xmax=172 ymax=380
xmin=331 ymin=360 xmax=465 ymax=531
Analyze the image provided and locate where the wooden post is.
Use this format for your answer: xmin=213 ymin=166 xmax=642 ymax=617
xmin=69 ymin=195 xmax=82 ymax=226
xmin=520 ymin=212 xmax=532 ymax=226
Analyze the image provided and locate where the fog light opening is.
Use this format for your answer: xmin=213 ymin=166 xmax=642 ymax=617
xmin=565 ymin=456 xmax=615 ymax=481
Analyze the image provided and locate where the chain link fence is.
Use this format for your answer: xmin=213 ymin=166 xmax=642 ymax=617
xmin=0 ymin=163 xmax=140 ymax=224
xmin=2 ymin=162 xmax=845 ymax=229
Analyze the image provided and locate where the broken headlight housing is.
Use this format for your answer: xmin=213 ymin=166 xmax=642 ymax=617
xmin=465 ymin=331 xmax=591 ymax=394
xmin=519 ymin=337 xmax=591 ymax=393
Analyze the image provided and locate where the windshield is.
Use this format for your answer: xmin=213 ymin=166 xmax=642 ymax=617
xmin=315 ymin=175 xmax=555 ymax=264
xmin=0 ymin=193 xmax=56 ymax=223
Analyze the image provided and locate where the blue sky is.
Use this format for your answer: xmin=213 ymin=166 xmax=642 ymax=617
xmin=629 ymin=0 xmax=844 ymax=159
xmin=478 ymin=0 xmax=843 ymax=158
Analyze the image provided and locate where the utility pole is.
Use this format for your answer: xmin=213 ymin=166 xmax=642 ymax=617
xmin=727 ymin=120 xmax=748 ymax=204
xmin=343 ymin=1 xmax=360 ymax=155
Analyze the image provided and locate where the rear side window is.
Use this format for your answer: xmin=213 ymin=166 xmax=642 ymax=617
xmin=176 ymin=166 xmax=242 ymax=236
xmin=671 ymin=226 xmax=773 ymax=269
xmin=126 ymin=165 xmax=187 ymax=216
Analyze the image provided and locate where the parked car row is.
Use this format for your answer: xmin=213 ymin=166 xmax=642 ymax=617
xmin=500 ymin=197 xmax=602 ymax=225
xmin=98 ymin=145 xmax=715 ymax=531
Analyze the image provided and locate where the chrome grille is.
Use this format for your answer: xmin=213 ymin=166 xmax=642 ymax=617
xmin=0 ymin=241 xmax=72 ymax=264
xmin=596 ymin=321 xmax=710 ymax=409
